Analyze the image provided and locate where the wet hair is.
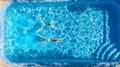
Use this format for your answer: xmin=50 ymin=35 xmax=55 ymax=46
xmin=48 ymin=23 xmax=51 ymax=26
xmin=52 ymin=38 xmax=58 ymax=42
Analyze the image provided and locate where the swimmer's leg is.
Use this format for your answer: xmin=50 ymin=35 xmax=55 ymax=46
xmin=38 ymin=16 xmax=46 ymax=27
xmin=37 ymin=34 xmax=47 ymax=40
xmin=36 ymin=34 xmax=51 ymax=43
xmin=36 ymin=16 xmax=46 ymax=33
xmin=37 ymin=41 xmax=47 ymax=44
xmin=36 ymin=26 xmax=44 ymax=33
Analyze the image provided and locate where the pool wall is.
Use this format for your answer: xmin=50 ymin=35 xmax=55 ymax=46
xmin=0 ymin=1 xmax=11 ymax=58
xmin=1 ymin=0 xmax=120 ymax=66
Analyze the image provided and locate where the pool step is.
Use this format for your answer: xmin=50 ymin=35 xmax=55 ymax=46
xmin=110 ymin=52 xmax=120 ymax=61
xmin=100 ymin=44 xmax=115 ymax=60
xmin=95 ymin=43 xmax=120 ymax=61
xmin=95 ymin=43 xmax=112 ymax=59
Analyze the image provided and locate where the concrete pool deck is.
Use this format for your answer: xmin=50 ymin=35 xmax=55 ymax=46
xmin=0 ymin=0 xmax=7 ymax=9
xmin=0 ymin=0 xmax=120 ymax=67
xmin=0 ymin=59 xmax=27 ymax=67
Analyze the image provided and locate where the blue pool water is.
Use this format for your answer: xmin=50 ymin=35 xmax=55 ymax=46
xmin=3 ymin=0 xmax=120 ymax=66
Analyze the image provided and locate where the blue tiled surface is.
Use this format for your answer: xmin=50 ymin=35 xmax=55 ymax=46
xmin=2 ymin=0 xmax=120 ymax=66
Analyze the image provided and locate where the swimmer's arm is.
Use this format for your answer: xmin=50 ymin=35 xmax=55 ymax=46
xmin=49 ymin=25 xmax=57 ymax=29
xmin=52 ymin=38 xmax=63 ymax=42
xmin=57 ymin=38 xmax=63 ymax=41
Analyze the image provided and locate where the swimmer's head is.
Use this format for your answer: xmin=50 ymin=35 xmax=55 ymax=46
xmin=51 ymin=38 xmax=63 ymax=42
xmin=52 ymin=38 xmax=58 ymax=42
xmin=47 ymin=22 xmax=51 ymax=26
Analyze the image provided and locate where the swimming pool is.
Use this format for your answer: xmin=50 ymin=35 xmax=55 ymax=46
xmin=2 ymin=0 xmax=120 ymax=66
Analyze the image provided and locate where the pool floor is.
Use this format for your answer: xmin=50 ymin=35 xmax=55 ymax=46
xmin=3 ymin=1 xmax=120 ymax=66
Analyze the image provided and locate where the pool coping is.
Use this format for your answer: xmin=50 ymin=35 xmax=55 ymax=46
xmin=0 ymin=0 xmax=8 ymax=9
xmin=0 ymin=0 xmax=12 ymax=66
xmin=1 ymin=1 xmax=120 ymax=67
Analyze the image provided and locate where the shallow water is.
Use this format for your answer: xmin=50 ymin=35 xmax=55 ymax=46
xmin=2 ymin=1 xmax=120 ymax=66
xmin=4 ymin=2 xmax=109 ymax=58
